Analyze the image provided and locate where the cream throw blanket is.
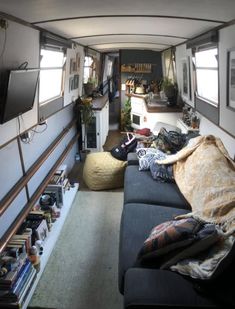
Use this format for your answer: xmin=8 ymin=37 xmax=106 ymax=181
xmin=156 ymin=135 xmax=235 ymax=279
xmin=157 ymin=135 xmax=235 ymax=234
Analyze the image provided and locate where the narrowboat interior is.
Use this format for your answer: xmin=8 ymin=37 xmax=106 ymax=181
xmin=0 ymin=1 xmax=235 ymax=308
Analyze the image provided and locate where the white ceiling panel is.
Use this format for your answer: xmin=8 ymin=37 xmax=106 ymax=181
xmin=36 ymin=17 xmax=220 ymax=40
xmin=0 ymin=0 xmax=234 ymax=52
xmin=74 ymin=35 xmax=185 ymax=47
xmin=89 ymin=42 xmax=169 ymax=52
xmin=0 ymin=0 xmax=234 ymax=23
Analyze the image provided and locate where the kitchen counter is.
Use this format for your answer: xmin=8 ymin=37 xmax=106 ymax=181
xmin=126 ymin=93 xmax=182 ymax=113
xmin=91 ymin=93 xmax=109 ymax=110
xmin=129 ymin=94 xmax=182 ymax=130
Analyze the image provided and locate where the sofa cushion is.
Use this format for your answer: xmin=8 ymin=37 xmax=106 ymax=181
xmin=118 ymin=203 xmax=189 ymax=293
xmin=124 ymin=165 xmax=190 ymax=209
xmin=124 ymin=268 xmax=218 ymax=309
xmin=137 ymin=218 xmax=202 ymax=263
xmin=127 ymin=152 xmax=139 ymax=165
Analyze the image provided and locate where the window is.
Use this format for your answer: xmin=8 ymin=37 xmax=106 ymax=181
xmin=83 ymin=56 xmax=96 ymax=84
xmin=194 ymin=47 xmax=218 ymax=106
xmin=39 ymin=49 xmax=66 ymax=104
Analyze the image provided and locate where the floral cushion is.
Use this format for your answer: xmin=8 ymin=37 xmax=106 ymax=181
xmin=137 ymin=148 xmax=167 ymax=171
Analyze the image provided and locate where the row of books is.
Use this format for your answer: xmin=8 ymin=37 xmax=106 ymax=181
xmin=0 ymin=165 xmax=70 ymax=308
xmin=0 ymin=250 xmax=37 ymax=308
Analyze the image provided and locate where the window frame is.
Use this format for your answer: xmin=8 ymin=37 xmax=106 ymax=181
xmin=194 ymin=46 xmax=219 ymax=107
xmin=83 ymin=55 xmax=96 ymax=84
xmin=39 ymin=47 xmax=67 ymax=106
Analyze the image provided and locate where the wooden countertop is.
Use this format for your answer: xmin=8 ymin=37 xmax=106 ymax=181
xmin=91 ymin=94 xmax=109 ymax=110
xmin=146 ymin=104 xmax=182 ymax=113
xmin=127 ymin=93 xmax=182 ymax=113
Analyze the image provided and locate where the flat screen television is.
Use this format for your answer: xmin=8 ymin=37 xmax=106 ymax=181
xmin=0 ymin=69 xmax=40 ymax=124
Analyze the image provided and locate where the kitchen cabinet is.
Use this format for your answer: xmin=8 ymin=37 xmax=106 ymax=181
xmin=83 ymin=98 xmax=109 ymax=152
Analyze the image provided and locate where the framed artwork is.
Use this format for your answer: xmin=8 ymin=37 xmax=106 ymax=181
xmin=76 ymin=53 xmax=80 ymax=71
xmin=69 ymin=76 xmax=74 ymax=92
xmin=69 ymin=75 xmax=79 ymax=92
xmin=70 ymin=58 xmax=77 ymax=74
xmin=227 ymin=49 xmax=235 ymax=111
xmin=181 ymin=57 xmax=192 ymax=102
xmin=73 ymin=74 xmax=79 ymax=89
xmin=182 ymin=59 xmax=188 ymax=97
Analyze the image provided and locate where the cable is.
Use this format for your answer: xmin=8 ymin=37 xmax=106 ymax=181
xmin=31 ymin=122 xmax=48 ymax=134
xmin=18 ymin=61 xmax=28 ymax=70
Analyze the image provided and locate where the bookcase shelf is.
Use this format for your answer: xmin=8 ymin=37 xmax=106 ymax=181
xmin=121 ymin=63 xmax=152 ymax=74
xmin=21 ymin=183 xmax=79 ymax=309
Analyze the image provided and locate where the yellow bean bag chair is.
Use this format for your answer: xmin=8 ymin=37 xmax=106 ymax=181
xmin=83 ymin=152 xmax=127 ymax=190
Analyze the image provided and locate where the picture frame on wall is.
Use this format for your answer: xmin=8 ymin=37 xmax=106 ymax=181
xmin=70 ymin=58 xmax=77 ymax=74
xmin=182 ymin=59 xmax=188 ymax=98
xmin=181 ymin=58 xmax=192 ymax=102
xmin=76 ymin=53 xmax=80 ymax=71
xmin=227 ymin=49 xmax=235 ymax=111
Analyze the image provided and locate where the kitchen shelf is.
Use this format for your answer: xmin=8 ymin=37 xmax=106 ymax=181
xmin=121 ymin=63 xmax=152 ymax=73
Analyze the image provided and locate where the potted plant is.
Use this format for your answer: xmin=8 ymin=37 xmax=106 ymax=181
xmin=121 ymin=97 xmax=132 ymax=131
xmin=160 ymin=77 xmax=178 ymax=106
xmin=83 ymin=77 xmax=98 ymax=96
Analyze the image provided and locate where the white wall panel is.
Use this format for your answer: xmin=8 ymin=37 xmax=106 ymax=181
xmin=20 ymin=104 xmax=74 ymax=171
xmin=27 ymin=127 xmax=76 ymax=197
xmin=0 ymin=140 xmax=23 ymax=200
xmin=0 ymin=190 xmax=27 ymax=238
xmin=199 ymin=113 xmax=235 ymax=158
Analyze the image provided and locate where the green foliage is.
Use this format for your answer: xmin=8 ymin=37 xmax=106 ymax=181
xmin=159 ymin=77 xmax=177 ymax=98
xmin=159 ymin=77 xmax=175 ymax=90
xmin=121 ymin=97 xmax=132 ymax=131
xmin=79 ymin=103 xmax=94 ymax=126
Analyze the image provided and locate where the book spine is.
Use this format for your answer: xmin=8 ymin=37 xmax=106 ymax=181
xmin=11 ymin=261 xmax=32 ymax=297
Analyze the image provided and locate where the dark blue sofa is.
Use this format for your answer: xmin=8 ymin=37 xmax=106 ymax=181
xmin=118 ymin=153 xmax=230 ymax=309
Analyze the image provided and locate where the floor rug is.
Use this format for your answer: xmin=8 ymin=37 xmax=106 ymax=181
xmin=29 ymin=191 xmax=123 ymax=309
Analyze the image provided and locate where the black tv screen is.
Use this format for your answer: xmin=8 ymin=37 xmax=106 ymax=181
xmin=0 ymin=69 xmax=39 ymax=124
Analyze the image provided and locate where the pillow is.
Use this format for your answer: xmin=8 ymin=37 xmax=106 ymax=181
xmin=139 ymin=153 xmax=157 ymax=171
xmin=139 ymin=150 xmax=166 ymax=171
xmin=136 ymin=147 xmax=166 ymax=159
xmin=170 ymin=234 xmax=235 ymax=280
xmin=150 ymin=161 xmax=175 ymax=182
xmin=137 ymin=218 xmax=202 ymax=263
xmin=161 ymin=223 xmax=220 ymax=269
xmin=169 ymin=234 xmax=235 ymax=306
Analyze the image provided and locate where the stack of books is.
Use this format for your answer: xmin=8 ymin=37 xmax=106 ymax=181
xmin=0 ymin=252 xmax=37 ymax=308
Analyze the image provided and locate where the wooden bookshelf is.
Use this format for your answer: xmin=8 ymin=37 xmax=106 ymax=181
xmin=121 ymin=63 xmax=152 ymax=73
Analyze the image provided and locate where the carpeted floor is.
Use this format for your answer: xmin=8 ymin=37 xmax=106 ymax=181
xmin=29 ymin=129 xmax=124 ymax=309
xmin=29 ymin=191 xmax=124 ymax=309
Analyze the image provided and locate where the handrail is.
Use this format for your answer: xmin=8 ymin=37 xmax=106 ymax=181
xmin=0 ymin=133 xmax=79 ymax=253
xmin=0 ymin=118 xmax=77 ymax=216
